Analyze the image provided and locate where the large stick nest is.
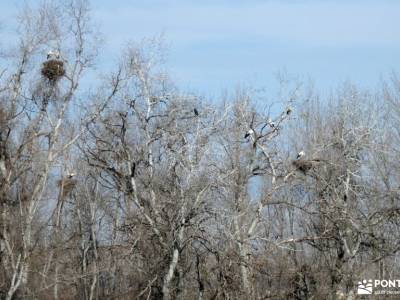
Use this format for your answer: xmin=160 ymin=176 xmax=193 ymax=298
xmin=292 ymin=159 xmax=313 ymax=174
xmin=41 ymin=59 xmax=65 ymax=82
xmin=57 ymin=178 xmax=77 ymax=197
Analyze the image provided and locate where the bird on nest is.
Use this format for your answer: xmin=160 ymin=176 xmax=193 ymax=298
xmin=47 ymin=50 xmax=61 ymax=60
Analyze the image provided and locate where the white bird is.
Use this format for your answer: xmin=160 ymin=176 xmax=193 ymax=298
xmin=244 ymin=129 xmax=255 ymax=139
xmin=47 ymin=50 xmax=60 ymax=60
xmin=296 ymin=150 xmax=305 ymax=159
xmin=267 ymin=118 xmax=275 ymax=128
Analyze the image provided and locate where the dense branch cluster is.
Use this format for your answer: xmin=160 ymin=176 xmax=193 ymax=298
xmin=0 ymin=1 xmax=399 ymax=299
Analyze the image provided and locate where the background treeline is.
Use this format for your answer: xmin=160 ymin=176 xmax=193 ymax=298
xmin=0 ymin=1 xmax=399 ymax=299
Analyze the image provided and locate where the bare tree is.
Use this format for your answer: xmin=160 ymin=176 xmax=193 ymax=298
xmin=79 ymin=39 xmax=219 ymax=299
xmin=1 ymin=1 xmax=400 ymax=299
xmin=0 ymin=1 xmax=102 ymax=298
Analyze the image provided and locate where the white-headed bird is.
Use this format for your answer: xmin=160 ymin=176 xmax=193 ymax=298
xmin=244 ymin=129 xmax=255 ymax=139
xmin=296 ymin=150 xmax=305 ymax=160
xmin=47 ymin=50 xmax=60 ymax=60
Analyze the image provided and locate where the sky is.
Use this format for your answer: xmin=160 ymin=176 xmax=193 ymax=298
xmin=1 ymin=0 xmax=400 ymax=97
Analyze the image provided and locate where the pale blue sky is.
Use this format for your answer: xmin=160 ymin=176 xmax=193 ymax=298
xmin=1 ymin=0 xmax=400 ymax=96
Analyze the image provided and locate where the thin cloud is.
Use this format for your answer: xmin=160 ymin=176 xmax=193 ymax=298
xmin=94 ymin=1 xmax=400 ymax=48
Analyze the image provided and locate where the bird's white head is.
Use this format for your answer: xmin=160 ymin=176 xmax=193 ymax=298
xmin=47 ymin=50 xmax=61 ymax=60
xmin=297 ymin=151 xmax=305 ymax=159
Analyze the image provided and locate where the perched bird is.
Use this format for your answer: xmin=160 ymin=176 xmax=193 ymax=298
xmin=244 ymin=129 xmax=255 ymax=139
xmin=47 ymin=50 xmax=60 ymax=60
xmin=296 ymin=150 xmax=305 ymax=160
xmin=267 ymin=118 xmax=275 ymax=128
xmin=194 ymin=108 xmax=199 ymax=116
xmin=286 ymin=106 xmax=292 ymax=115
